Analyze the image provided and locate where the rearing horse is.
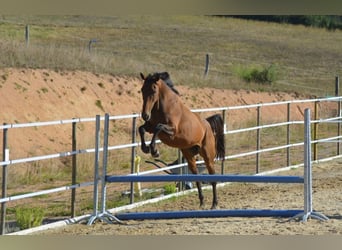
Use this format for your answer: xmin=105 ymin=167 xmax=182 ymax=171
xmin=138 ymin=72 xmax=225 ymax=209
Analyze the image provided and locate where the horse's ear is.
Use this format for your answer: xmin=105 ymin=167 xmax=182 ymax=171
xmin=140 ymin=72 xmax=145 ymax=80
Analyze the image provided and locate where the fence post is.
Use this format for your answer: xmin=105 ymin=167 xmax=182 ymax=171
xmin=130 ymin=114 xmax=137 ymax=204
xmin=303 ymin=108 xmax=312 ymax=220
xmin=88 ymin=114 xmax=124 ymax=225
xmin=25 ymin=25 xmax=29 ymax=47
xmin=256 ymin=106 xmax=261 ymax=173
xmin=71 ymin=120 xmax=77 ymax=218
xmin=301 ymin=108 xmax=329 ymax=221
xmin=313 ymin=101 xmax=319 ymax=160
xmin=134 ymin=156 xmax=142 ymax=198
xmin=286 ymin=103 xmax=291 ymax=166
xmin=0 ymin=124 xmax=8 ymax=235
xmin=88 ymin=39 xmax=98 ymax=53
xmin=221 ymin=109 xmax=226 ymax=174
xmin=204 ymin=54 xmax=210 ymax=77
xmin=335 ymin=75 xmax=341 ymax=155
xmin=101 ymin=114 xmax=110 ymax=213
xmin=87 ymin=115 xmax=101 ymax=225
xmin=224 ymin=110 xmax=229 ymax=174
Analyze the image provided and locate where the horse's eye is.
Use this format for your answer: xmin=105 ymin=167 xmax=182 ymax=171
xmin=152 ymin=84 xmax=157 ymax=92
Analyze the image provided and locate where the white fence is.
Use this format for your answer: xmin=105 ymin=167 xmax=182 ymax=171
xmin=1 ymin=96 xmax=342 ymax=234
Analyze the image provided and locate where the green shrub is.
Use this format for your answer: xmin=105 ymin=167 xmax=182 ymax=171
xmin=15 ymin=207 xmax=45 ymax=230
xmin=164 ymin=183 xmax=177 ymax=195
xmin=235 ymin=64 xmax=278 ymax=85
xmin=95 ymin=99 xmax=104 ymax=111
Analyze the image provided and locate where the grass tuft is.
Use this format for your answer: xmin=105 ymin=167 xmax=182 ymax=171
xmin=15 ymin=206 xmax=45 ymax=230
xmin=95 ymin=99 xmax=104 ymax=111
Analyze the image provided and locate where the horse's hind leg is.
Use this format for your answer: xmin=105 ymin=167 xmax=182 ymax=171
xmin=205 ymin=163 xmax=217 ymax=209
xmin=210 ymin=180 xmax=217 ymax=209
xmin=200 ymin=149 xmax=218 ymax=209
xmin=196 ymin=181 xmax=204 ymax=208
xmin=182 ymin=150 xmax=204 ymax=207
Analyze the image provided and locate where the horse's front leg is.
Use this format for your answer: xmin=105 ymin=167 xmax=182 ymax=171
xmin=138 ymin=124 xmax=150 ymax=154
xmin=149 ymin=123 xmax=174 ymax=158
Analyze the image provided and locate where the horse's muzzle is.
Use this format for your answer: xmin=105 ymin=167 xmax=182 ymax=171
xmin=142 ymin=113 xmax=150 ymax=121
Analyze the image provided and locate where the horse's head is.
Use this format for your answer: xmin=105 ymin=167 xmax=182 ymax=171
xmin=140 ymin=72 xmax=180 ymax=122
xmin=140 ymin=72 xmax=162 ymax=122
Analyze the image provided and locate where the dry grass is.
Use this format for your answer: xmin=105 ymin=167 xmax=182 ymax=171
xmin=1 ymin=15 xmax=341 ymax=96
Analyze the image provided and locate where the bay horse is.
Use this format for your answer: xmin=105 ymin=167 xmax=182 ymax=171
xmin=138 ymin=72 xmax=225 ymax=209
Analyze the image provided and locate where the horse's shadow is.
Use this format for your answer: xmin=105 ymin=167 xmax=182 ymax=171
xmin=327 ymin=214 xmax=342 ymax=220
xmin=145 ymin=158 xmax=208 ymax=190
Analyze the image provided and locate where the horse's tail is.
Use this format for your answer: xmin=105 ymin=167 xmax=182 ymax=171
xmin=206 ymin=114 xmax=225 ymax=161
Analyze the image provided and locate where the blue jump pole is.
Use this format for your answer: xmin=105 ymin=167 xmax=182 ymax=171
xmin=106 ymin=174 xmax=304 ymax=184
xmin=115 ymin=209 xmax=304 ymax=221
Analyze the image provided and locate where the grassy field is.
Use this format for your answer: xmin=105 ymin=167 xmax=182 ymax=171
xmin=0 ymin=15 xmax=341 ymax=96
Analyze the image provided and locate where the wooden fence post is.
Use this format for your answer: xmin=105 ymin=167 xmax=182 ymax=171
xmin=221 ymin=109 xmax=226 ymax=174
xmin=25 ymin=25 xmax=29 ymax=47
xmin=88 ymin=39 xmax=98 ymax=53
xmin=313 ymin=101 xmax=319 ymax=160
xmin=286 ymin=103 xmax=291 ymax=166
xmin=256 ymin=106 xmax=261 ymax=173
xmin=71 ymin=120 xmax=77 ymax=218
xmin=130 ymin=115 xmax=137 ymax=204
xmin=335 ymin=76 xmax=341 ymax=156
xmin=204 ymin=54 xmax=210 ymax=77
xmin=1 ymin=124 xmax=8 ymax=235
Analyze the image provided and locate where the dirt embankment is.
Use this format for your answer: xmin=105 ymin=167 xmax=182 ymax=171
xmin=1 ymin=68 xmax=312 ymax=159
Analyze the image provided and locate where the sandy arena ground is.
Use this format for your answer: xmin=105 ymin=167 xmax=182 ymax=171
xmin=34 ymin=159 xmax=342 ymax=235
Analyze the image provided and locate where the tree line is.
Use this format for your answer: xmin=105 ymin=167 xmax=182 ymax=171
xmin=226 ymin=15 xmax=342 ymax=30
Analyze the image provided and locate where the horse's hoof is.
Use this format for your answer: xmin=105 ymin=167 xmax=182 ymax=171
xmin=151 ymin=150 xmax=160 ymax=158
xmin=141 ymin=147 xmax=150 ymax=154
xmin=211 ymin=203 xmax=218 ymax=210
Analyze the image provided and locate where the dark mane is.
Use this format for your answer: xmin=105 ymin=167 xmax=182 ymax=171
xmin=152 ymin=72 xmax=180 ymax=95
